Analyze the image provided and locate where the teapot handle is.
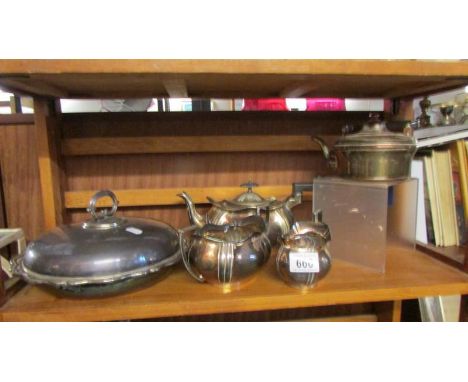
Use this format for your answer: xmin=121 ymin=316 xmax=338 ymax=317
xmin=292 ymin=182 xmax=313 ymax=196
xmin=178 ymin=226 xmax=205 ymax=283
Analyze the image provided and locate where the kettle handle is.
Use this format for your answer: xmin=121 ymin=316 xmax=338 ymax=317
xmin=178 ymin=226 xmax=205 ymax=283
xmin=312 ymin=137 xmax=338 ymax=169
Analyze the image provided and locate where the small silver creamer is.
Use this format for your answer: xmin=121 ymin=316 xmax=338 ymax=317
xmin=276 ymin=211 xmax=332 ymax=290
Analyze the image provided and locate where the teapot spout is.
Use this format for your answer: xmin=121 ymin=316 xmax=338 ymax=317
xmin=178 ymin=191 xmax=205 ymax=227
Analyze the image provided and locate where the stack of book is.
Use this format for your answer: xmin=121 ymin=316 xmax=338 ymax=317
xmin=411 ymin=137 xmax=468 ymax=247
xmin=414 ymin=124 xmax=468 ymax=149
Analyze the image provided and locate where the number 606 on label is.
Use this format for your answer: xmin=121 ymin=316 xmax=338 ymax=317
xmin=289 ymin=251 xmax=320 ymax=273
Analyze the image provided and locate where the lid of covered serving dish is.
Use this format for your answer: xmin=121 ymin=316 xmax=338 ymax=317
xmin=334 ymin=115 xmax=415 ymax=151
xmin=13 ymin=190 xmax=180 ymax=286
xmin=207 ymin=181 xmax=278 ymax=212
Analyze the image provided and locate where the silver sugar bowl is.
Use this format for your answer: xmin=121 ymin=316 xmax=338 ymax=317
xmin=179 ymin=215 xmax=271 ymax=292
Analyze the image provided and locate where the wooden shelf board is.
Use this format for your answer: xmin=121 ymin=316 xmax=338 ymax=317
xmin=0 ymin=60 xmax=467 ymax=99
xmin=2 ymin=247 xmax=468 ymax=322
xmin=1 ymin=59 xmax=467 ymax=76
xmin=64 ymin=185 xmax=312 ymax=208
xmin=61 ymin=135 xmax=335 ymax=156
xmin=416 ymin=242 xmax=467 ymax=272
xmin=0 ymin=114 xmax=34 ymax=125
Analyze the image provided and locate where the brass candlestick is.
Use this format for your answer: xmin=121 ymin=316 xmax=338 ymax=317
xmin=417 ymin=96 xmax=432 ymax=128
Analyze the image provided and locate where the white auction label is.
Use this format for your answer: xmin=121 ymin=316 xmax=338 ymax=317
xmin=126 ymin=227 xmax=143 ymax=235
xmin=289 ymin=251 xmax=320 ymax=273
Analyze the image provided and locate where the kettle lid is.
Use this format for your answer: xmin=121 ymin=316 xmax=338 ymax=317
xmin=335 ymin=113 xmax=416 ymax=150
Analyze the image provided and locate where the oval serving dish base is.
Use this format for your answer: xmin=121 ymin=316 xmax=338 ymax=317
xmin=38 ymin=269 xmax=171 ymax=299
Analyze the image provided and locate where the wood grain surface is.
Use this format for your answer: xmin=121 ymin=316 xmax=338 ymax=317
xmin=2 ymin=247 xmax=467 ymax=322
xmin=1 ymin=60 xmax=466 ymax=98
xmin=1 ymin=59 xmax=467 ymax=75
xmin=34 ymin=99 xmax=65 ymax=230
xmin=60 ymin=111 xmax=356 ymax=226
xmin=61 ymin=135 xmax=336 ymax=156
xmin=65 ymin=185 xmax=312 ymax=208
xmin=60 ymin=111 xmax=365 ymax=138
xmin=0 ymin=123 xmax=44 ymax=240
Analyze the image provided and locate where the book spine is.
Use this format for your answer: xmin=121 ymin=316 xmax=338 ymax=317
xmin=451 ymin=169 xmax=467 ymax=245
xmin=453 ymin=140 xmax=468 ymax=244
xmin=457 ymin=140 xmax=468 ymax=222
xmin=422 ymin=157 xmax=436 ymax=245
xmin=431 ymin=153 xmax=444 ymax=246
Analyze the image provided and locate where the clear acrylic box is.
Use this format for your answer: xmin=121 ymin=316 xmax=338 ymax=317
xmin=313 ymin=177 xmax=417 ymax=272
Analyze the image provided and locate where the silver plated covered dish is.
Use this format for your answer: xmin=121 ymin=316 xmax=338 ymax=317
xmin=12 ymin=190 xmax=181 ymax=297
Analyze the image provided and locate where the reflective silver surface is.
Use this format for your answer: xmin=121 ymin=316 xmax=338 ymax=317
xmin=276 ymin=214 xmax=332 ymax=290
xmin=179 ymin=182 xmax=302 ymax=245
xmin=179 ymin=215 xmax=271 ymax=290
xmin=289 ymin=212 xmax=331 ymax=242
xmin=20 ymin=218 xmax=180 ymax=279
xmin=12 ymin=190 xmax=180 ymax=296
xmin=314 ymin=115 xmax=417 ymax=181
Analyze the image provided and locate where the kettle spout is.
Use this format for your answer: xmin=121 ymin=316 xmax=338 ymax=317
xmin=178 ymin=191 xmax=205 ymax=227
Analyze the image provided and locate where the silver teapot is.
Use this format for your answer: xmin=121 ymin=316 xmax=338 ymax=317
xmin=179 ymin=215 xmax=271 ymax=291
xmin=276 ymin=211 xmax=332 ymax=290
xmin=179 ymin=182 xmax=309 ymax=245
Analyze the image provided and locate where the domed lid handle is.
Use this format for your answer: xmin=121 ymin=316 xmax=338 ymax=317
xmin=363 ymin=113 xmax=387 ymax=133
xmin=240 ymin=180 xmax=259 ymax=192
xmin=87 ymin=190 xmax=119 ymax=220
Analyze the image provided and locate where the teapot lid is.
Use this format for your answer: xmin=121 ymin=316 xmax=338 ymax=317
xmin=208 ymin=181 xmax=275 ymax=211
xmin=194 ymin=215 xmax=267 ymax=244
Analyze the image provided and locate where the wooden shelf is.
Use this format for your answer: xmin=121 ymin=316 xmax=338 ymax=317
xmin=2 ymin=247 xmax=468 ymax=322
xmin=0 ymin=60 xmax=467 ymax=99
xmin=416 ymin=242 xmax=468 ymax=273
xmin=64 ymin=186 xmax=312 ymax=208
xmin=1 ymin=60 xmax=467 ymax=321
